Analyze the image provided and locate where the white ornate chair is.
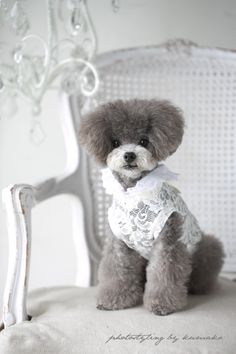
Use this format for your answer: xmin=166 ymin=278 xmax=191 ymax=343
xmin=1 ymin=41 xmax=236 ymax=354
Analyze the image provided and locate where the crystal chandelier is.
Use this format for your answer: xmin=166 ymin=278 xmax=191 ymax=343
xmin=0 ymin=0 xmax=99 ymax=143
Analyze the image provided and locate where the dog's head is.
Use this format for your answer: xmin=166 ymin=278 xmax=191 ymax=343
xmin=78 ymin=99 xmax=184 ymax=180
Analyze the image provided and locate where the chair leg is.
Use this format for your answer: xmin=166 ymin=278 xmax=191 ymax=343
xmin=2 ymin=185 xmax=35 ymax=328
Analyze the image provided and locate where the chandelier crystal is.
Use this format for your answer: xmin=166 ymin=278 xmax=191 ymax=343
xmin=0 ymin=0 xmax=99 ymax=142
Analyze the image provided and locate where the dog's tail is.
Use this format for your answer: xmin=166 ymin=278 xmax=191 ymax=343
xmin=157 ymin=212 xmax=184 ymax=246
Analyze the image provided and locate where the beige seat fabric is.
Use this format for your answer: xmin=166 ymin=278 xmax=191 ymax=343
xmin=0 ymin=278 xmax=235 ymax=354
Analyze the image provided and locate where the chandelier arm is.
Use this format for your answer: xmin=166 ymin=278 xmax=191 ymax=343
xmin=0 ymin=0 xmax=100 ymax=122
xmin=33 ymin=0 xmax=58 ymax=97
xmin=43 ymin=58 xmax=99 ymax=98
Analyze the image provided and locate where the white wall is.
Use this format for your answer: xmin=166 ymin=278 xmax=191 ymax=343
xmin=0 ymin=0 xmax=236 ymax=320
xmin=91 ymin=0 xmax=236 ymax=53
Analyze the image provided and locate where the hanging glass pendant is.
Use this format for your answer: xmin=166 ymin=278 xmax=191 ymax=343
xmin=111 ymin=0 xmax=120 ymax=13
xmin=13 ymin=46 xmax=23 ymax=64
xmin=9 ymin=1 xmax=30 ymax=36
xmin=71 ymin=7 xmax=83 ymax=35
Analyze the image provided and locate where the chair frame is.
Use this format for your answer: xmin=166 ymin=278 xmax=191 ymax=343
xmin=2 ymin=40 xmax=236 ymax=329
xmin=1 ymin=93 xmax=102 ymax=328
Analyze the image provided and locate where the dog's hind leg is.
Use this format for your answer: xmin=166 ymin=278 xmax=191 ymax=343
xmin=188 ymin=234 xmax=224 ymax=294
xmin=144 ymin=212 xmax=192 ymax=315
xmin=97 ymin=236 xmax=147 ymax=310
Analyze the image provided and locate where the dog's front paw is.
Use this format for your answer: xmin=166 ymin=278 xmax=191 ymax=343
xmin=97 ymin=283 xmax=143 ymax=311
xmin=144 ymin=289 xmax=187 ymax=316
xmin=96 ymin=303 xmax=112 ymax=311
xmin=145 ymin=300 xmax=175 ymax=316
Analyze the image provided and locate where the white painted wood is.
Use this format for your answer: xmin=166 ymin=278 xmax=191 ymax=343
xmin=2 ymin=185 xmax=35 ymax=327
xmin=1 ymin=93 xmax=102 ymax=328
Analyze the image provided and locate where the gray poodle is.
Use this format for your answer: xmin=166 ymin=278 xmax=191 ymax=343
xmin=78 ymin=99 xmax=224 ymax=315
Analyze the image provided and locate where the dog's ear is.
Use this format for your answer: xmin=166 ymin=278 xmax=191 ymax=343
xmin=148 ymin=100 xmax=184 ymax=160
xmin=78 ymin=108 xmax=111 ymax=164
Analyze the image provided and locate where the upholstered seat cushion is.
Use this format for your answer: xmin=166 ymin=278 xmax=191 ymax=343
xmin=0 ymin=278 xmax=235 ymax=354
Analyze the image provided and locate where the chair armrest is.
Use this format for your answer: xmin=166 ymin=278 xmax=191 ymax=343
xmin=1 ymin=177 xmax=64 ymax=328
xmin=1 ymin=170 xmax=103 ymax=328
xmin=2 ymin=184 xmax=36 ymax=328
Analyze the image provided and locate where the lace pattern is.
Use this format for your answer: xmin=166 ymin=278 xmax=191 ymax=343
xmin=103 ymin=167 xmax=202 ymax=260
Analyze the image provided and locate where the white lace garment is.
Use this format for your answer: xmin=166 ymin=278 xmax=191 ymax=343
xmin=102 ymin=165 xmax=202 ymax=260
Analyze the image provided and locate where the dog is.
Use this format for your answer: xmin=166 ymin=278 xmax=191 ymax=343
xmin=78 ymin=99 xmax=224 ymax=315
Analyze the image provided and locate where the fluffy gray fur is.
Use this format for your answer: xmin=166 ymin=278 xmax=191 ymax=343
xmin=78 ymin=99 xmax=184 ymax=165
xmin=78 ymin=99 xmax=225 ymax=315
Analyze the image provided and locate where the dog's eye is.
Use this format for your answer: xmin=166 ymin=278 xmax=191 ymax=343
xmin=111 ymin=139 xmax=120 ymax=148
xmin=139 ymin=138 xmax=149 ymax=147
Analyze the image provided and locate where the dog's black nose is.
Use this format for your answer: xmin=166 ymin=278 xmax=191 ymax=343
xmin=124 ymin=152 xmax=136 ymax=163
